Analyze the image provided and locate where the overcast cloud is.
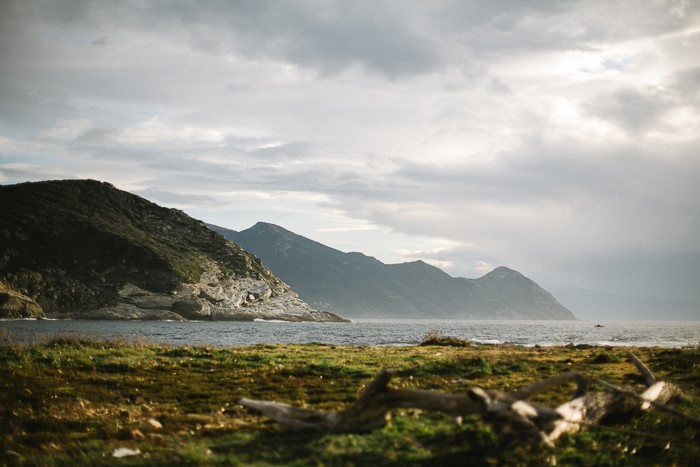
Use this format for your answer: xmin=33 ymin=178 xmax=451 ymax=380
xmin=1 ymin=0 xmax=699 ymax=319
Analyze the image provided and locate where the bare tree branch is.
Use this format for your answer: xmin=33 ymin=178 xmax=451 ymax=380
xmin=626 ymin=352 xmax=657 ymax=387
xmin=239 ymin=354 xmax=684 ymax=448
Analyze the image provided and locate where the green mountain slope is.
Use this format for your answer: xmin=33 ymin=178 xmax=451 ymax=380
xmin=211 ymin=222 xmax=575 ymax=319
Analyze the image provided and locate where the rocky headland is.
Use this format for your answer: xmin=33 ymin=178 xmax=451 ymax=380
xmin=0 ymin=179 xmax=346 ymax=322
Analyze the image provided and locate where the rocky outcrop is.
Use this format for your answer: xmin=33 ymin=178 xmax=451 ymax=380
xmin=0 ymin=180 xmax=347 ymax=322
xmin=79 ymin=261 xmax=347 ymax=321
xmin=0 ymin=282 xmax=44 ymax=319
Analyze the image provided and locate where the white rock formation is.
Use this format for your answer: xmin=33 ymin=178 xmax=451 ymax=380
xmin=90 ymin=261 xmax=347 ymax=322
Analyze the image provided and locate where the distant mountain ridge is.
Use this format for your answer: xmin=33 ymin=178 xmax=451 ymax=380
xmin=210 ymin=222 xmax=575 ymax=320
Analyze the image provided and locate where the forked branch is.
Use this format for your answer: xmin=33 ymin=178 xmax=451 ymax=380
xmin=239 ymin=354 xmax=683 ymax=447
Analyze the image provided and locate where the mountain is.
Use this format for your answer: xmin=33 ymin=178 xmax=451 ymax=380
xmin=0 ymin=180 xmax=346 ymax=322
xmin=210 ymin=222 xmax=575 ymax=319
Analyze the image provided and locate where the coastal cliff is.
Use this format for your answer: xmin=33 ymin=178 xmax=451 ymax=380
xmin=0 ymin=179 xmax=346 ymax=322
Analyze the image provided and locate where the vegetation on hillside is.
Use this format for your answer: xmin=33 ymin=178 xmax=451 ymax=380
xmin=1 ymin=333 xmax=698 ymax=465
xmin=0 ymin=180 xmax=280 ymax=315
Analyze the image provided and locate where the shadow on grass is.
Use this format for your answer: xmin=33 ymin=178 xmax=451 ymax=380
xmin=210 ymin=416 xmax=523 ymax=466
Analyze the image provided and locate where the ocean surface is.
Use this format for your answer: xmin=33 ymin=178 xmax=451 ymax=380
xmin=2 ymin=318 xmax=699 ymax=348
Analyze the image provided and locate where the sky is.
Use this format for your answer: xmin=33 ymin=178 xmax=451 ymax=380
xmin=1 ymin=0 xmax=699 ymax=319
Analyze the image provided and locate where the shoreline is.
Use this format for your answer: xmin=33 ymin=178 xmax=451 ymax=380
xmin=3 ymin=318 xmax=699 ymax=349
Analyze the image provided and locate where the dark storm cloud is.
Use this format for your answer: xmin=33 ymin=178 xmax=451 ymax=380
xmin=9 ymin=0 xmax=444 ymax=79
xmin=235 ymin=1 xmax=442 ymax=77
xmin=203 ymin=0 xmax=443 ymax=77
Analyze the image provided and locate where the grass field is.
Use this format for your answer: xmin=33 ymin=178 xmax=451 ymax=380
xmin=1 ymin=335 xmax=698 ymax=465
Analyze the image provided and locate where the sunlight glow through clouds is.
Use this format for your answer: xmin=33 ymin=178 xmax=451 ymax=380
xmin=117 ymin=118 xmax=227 ymax=147
xmin=316 ymin=224 xmax=379 ymax=233
xmin=653 ymin=106 xmax=700 ymax=141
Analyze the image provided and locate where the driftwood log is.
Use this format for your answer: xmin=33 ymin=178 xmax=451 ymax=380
xmin=239 ymin=352 xmax=684 ymax=447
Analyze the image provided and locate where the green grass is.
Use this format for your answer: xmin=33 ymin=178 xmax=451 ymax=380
xmin=1 ymin=338 xmax=698 ymax=465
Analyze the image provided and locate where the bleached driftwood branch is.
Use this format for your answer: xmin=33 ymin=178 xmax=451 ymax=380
xmin=239 ymin=369 xmax=482 ymax=432
xmin=239 ymin=353 xmax=682 ymax=447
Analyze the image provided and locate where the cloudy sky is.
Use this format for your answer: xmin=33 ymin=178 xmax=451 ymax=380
xmin=1 ymin=1 xmax=699 ymax=319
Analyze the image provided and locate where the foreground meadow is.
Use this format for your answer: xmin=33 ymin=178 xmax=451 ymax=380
xmin=1 ymin=335 xmax=698 ymax=465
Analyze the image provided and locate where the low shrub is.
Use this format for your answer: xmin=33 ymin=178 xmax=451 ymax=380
xmin=420 ymin=331 xmax=471 ymax=347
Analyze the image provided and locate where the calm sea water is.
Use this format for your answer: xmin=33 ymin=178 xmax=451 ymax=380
xmin=2 ymin=318 xmax=699 ymax=348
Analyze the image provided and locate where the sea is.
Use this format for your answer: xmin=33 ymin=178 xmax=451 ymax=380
xmin=2 ymin=318 xmax=699 ymax=348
